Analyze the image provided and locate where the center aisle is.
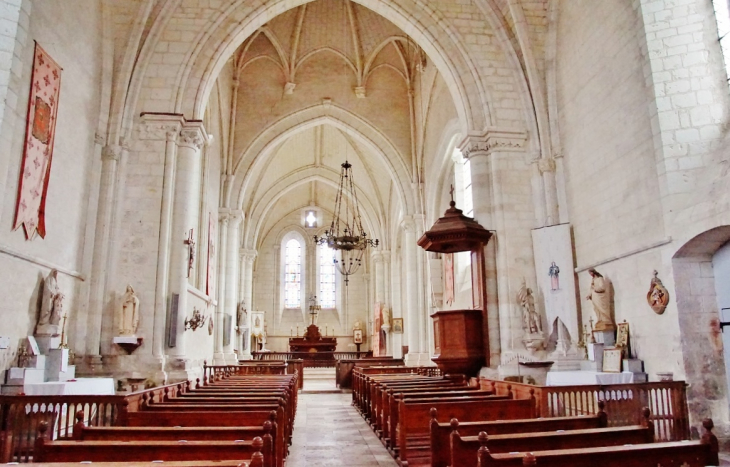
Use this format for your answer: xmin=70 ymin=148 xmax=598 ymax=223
xmin=286 ymin=392 xmax=399 ymax=467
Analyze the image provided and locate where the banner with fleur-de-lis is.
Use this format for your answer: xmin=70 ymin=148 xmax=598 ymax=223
xmin=13 ymin=42 xmax=62 ymax=240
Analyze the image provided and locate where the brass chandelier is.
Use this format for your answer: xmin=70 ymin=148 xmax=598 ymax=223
xmin=314 ymin=161 xmax=379 ymax=284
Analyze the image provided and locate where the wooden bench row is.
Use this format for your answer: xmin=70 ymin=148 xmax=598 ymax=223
xmin=353 ymin=365 xmax=719 ymax=467
xmin=31 ymin=370 xmax=300 ymax=467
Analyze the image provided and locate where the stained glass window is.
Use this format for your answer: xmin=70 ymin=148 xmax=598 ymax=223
xmin=284 ymin=238 xmax=301 ymax=308
xmin=319 ymin=245 xmax=337 ymax=308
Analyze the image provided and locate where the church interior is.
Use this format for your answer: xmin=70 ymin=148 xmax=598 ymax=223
xmin=2 ymin=0 xmax=730 ymax=465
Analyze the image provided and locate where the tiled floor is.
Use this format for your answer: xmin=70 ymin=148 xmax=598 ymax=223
xmin=287 ymin=392 xmax=399 ymax=467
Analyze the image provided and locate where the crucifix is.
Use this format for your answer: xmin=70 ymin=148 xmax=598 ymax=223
xmin=449 ymin=184 xmax=455 ymax=203
xmin=308 ymin=295 xmax=320 ymax=326
xmin=184 ymin=228 xmax=196 ymax=278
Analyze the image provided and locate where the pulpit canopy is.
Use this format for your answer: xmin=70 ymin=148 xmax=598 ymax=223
xmin=417 ymin=201 xmax=492 ymax=253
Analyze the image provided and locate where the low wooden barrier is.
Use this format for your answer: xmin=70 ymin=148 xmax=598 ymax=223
xmin=480 ymin=378 xmax=690 ymax=441
xmin=0 ymin=380 xmax=188 ymax=463
xmin=252 ymin=351 xmax=373 ymax=368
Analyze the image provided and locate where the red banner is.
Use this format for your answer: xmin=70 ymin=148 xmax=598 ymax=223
xmin=13 ymin=43 xmax=62 ymax=240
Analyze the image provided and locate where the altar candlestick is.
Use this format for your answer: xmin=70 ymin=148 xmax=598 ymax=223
xmin=296 ymin=325 xmax=299 ymax=337
xmin=290 ymin=327 xmax=293 ymax=336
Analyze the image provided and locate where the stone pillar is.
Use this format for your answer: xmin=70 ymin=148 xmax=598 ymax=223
xmin=413 ymin=214 xmax=429 ymax=358
xmin=85 ymin=142 xmax=120 ymax=360
xmin=224 ymin=210 xmax=243 ymax=363
xmin=372 ymin=251 xmax=385 ymax=304
xmin=460 ymin=129 xmax=528 ymax=367
xmin=402 ymin=216 xmax=427 ymax=365
xmin=167 ymin=122 xmax=207 ymax=362
xmin=239 ymin=249 xmax=257 ymax=360
xmin=390 ymin=253 xmax=403 ymax=359
xmin=213 ymin=212 xmax=229 ymax=364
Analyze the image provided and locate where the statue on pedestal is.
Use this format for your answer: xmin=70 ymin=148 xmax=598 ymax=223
xmin=37 ymin=269 xmax=63 ymax=336
xmin=517 ymin=280 xmax=545 ymax=352
xmin=586 ymin=268 xmax=614 ymax=331
xmin=118 ymin=285 xmax=140 ymax=336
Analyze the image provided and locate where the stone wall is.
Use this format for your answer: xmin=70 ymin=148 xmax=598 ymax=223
xmin=0 ymin=0 xmax=103 ymax=380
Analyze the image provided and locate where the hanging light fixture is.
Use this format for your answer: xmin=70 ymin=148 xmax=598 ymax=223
xmin=314 ymin=161 xmax=379 ymax=285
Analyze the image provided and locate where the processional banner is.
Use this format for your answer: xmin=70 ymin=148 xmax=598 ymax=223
xmin=13 ymin=42 xmax=62 ymax=240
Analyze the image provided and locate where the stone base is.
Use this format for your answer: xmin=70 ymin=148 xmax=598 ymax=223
xmin=5 ymin=367 xmax=45 ymax=385
xmin=238 ymin=354 xmax=253 ymax=361
xmin=580 ymin=360 xmax=602 ymax=371
xmin=623 ymin=358 xmax=644 ymax=373
xmin=213 ymin=353 xmax=227 ymax=366
xmin=46 ymin=348 xmax=70 ymax=381
xmin=35 ymin=335 xmax=61 ymax=354
xmin=35 ymin=325 xmax=60 ymax=338
xmin=224 ymin=353 xmax=239 ymax=365
xmin=404 ymin=352 xmax=432 ymax=367
xmin=593 ymin=330 xmax=615 ymax=346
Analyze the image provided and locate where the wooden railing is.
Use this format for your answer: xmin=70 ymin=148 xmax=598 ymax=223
xmin=202 ymin=360 xmax=288 ymax=384
xmin=0 ymin=380 xmax=189 ymax=463
xmin=252 ymin=351 xmax=373 ymax=367
xmin=481 ymin=378 xmax=690 ymax=442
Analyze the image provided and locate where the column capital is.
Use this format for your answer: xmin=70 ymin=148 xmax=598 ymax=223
xmin=219 ymin=208 xmax=244 ymax=228
xmin=458 ymin=127 xmax=527 ymax=159
xmin=179 ymin=121 xmax=208 ymax=150
xmin=138 ymin=113 xmax=185 ymax=141
xmin=379 ymin=249 xmax=391 ymax=261
xmin=102 ymin=145 xmax=121 ymax=162
xmin=240 ymin=248 xmax=257 ymax=263
xmin=371 ymin=251 xmax=383 ymax=263
xmin=401 ymin=216 xmax=416 ymax=233
xmin=536 ymin=157 xmax=556 ymax=174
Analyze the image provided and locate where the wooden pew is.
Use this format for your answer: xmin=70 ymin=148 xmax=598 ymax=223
xmin=449 ymin=408 xmax=655 ymax=467
xmin=475 ymin=418 xmax=719 ymax=467
xmin=370 ymin=379 xmax=470 ymax=426
xmin=384 ymin=391 xmax=507 ymax=449
xmin=34 ymin=423 xmax=264 ymax=467
xmin=122 ymin=409 xmax=284 ymax=467
xmin=23 ymin=462 xmax=251 ymax=467
xmin=396 ymin=397 xmax=536 ymax=467
xmin=430 ymin=404 xmax=607 ymax=467
xmin=337 ymin=358 xmax=405 ymax=389
xmin=73 ymin=412 xmax=276 ymax=467
xmin=478 ymin=421 xmax=719 ymax=467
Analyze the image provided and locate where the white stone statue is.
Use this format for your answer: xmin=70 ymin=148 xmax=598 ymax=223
xmin=517 ymin=281 xmax=542 ymax=335
xmin=37 ymin=269 xmax=63 ymax=335
xmin=586 ymin=268 xmax=614 ymax=331
xmin=119 ymin=285 xmax=140 ymax=336
xmin=382 ymin=308 xmax=391 ymax=327
xmin=353 ymin=320 xmax=363 ymax=331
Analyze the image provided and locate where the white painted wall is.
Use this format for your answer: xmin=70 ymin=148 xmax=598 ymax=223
xmin=0 ymin=0 xmax=103 ymax=381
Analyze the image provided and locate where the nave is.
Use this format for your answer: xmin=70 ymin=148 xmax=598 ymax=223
xmin=287 ymin=392 xmax=397 ymax=467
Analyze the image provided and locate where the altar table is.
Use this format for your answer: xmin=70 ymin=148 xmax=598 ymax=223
xmin=545 ymin=370 xmax=634 ymax=386
xmin=24 ymin=377 xmax=115 ymax=395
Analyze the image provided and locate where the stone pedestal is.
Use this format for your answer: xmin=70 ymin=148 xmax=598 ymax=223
xmin=35 ymin=325 xmax=60 ymax=337
xmin=593 ymin=330 xmax=615 ymax=347
xmin=623 ymin=358 xmax=648 ymax=383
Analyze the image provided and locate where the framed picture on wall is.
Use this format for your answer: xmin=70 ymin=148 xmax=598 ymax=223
xmin=392 ymin=318 xmax=403 ymax=334
xmin=602 ymin=348 xmax=622 ymax=373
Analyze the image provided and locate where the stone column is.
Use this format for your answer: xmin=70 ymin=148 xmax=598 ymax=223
xmin=239 ymin=249 xmax=257 ymax=360
xmin=167 ymin=122 xmax=207 ymax=362
xmin=460 ymin=128 xmax=528 ymax=367
xmin=413 ymin=214 xmax=429 ymax=358
xmin=402 ymin=216 xmax=427 ymax=365
xmin=85 ymin=142 xmax=120 ymax=360
xmin=213 ymin=212 xmax=229 ymax=364
xmin=390 ymin=253 xmax=403 ymax=359
xmin=372 ymin=251 xmax=385 ymax=305
xmin=224 ymin=210 xmax=243 ymax=363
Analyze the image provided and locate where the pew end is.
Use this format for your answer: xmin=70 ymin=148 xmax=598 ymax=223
xmin=522 ymin=453 xmax=536 ymax=466
xmin=701 ymin=418 xmax=720 ymax=466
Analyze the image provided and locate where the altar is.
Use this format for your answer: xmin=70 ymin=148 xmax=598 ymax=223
xmin=289 ymin=324 xmax=337 ymax=353
xmin=546 ymin=370 xmax=634 ymax=386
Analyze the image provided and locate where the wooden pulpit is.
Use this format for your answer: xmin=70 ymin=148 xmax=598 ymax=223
xmin=418 ymin=199 xmax=493 ymax=376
